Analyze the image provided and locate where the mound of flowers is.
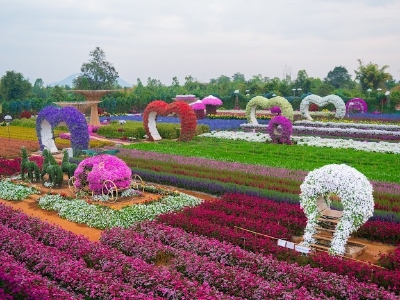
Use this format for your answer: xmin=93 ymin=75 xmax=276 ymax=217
xmin=74 ymin=154 xmax=132 ymax=194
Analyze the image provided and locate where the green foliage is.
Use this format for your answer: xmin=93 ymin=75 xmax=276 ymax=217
xmin=355 ymin=59 xmax=392 ymax=91
xmin=324 ymin=66 xmax=352 ymax=88
xmin=126 ymin=137 xmax=400 ymax=183
xmin=97 ymin=121 xmax=209 ymax=140
xmin=73 ymin=47 xmax=119 ymax=90
xmin=0 ymin=70 xmax=32 ymax=102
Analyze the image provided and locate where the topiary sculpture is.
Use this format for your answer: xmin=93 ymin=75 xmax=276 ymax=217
xmin=61 ymin=150 xmax=77 ymax=179
xmin=41 ymin=149 xmax=63 ymax=187
xmin=20 ymin=146 xmax=40 ymax=182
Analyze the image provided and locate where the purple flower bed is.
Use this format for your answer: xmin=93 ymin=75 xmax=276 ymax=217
xmin=0 ymin=251 xmax=81 ymax=299
xmin=0 ymin=204 xmax=230 ymax=299
xmin=101 ymin=222 xmax=398 ymax=298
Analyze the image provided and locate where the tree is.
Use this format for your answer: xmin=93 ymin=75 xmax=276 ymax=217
xmin=324 ymin=66 xmax=352 ymax=88
xmin=73 ymin=47 xmax=119 ymax=90
xmin=0 ymin=70 xmax=32 ymax=101
xmin=292 ymin=70 xmax=312 ymax=94
xmin=32 ymin=78 xmax=47 ymax=99
xmin=355 ymin=59 xmax=392 ymax=91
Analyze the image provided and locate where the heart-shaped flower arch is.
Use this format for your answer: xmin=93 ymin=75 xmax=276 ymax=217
xmin=36 ymin=106 xmax=89 ymax=155
xmin=143 ymin=100 xmax=197 ymax=142
xmin=299 ymin=164 xmax=374 ymax=255
xmin=300 ymin=94 xmax=346 ymax=120
xmin=245 ymin=96 xmax=294 ymax=123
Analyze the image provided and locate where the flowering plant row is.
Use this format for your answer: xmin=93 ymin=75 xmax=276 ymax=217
xmin=157 ymin=194 xmax=400 ymax=293
xmin=0 ymin=251 xmax=80 ymax=299
xmin=38 ymin=193 xmax=202 ymax=229
xmin=293 ymin=124 xmax=400 ymax=141
xmin=0 ymin=155 xmax=43 ymax=176
xmin=0 ymin=204 xmax=225 ymax=299
xmin=201 ymin=130 xmax=400 ymax=154
xmin=294 ymin=120 xmax=400 ymax=131
xmin=102 ymin=221 xmax=400 ymax=297
xmin=102 ymin=226 xmax=313 ymax=298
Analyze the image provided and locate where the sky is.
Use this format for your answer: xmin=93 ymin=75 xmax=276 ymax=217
xmin=1 ymin=0 xmax=399 ymax=87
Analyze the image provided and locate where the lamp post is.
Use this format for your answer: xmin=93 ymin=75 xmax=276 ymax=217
xmin=385 ymin=91 xmax=391 ymax=107
xmin=292 ymin=88 xmax=296 ymax=96
xmin=234 ymin=90 xmax=240 ymax=110
xmin=297 ymin=88 xmax=302 ymax=96
xmin=4 ymin=115 xmax=12 ymax=140
xmin=367 ymin=88 xmax=372 ymax=98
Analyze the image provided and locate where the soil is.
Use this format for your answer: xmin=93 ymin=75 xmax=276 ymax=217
xmin=0 ymin=178 xmax=394 ymax=264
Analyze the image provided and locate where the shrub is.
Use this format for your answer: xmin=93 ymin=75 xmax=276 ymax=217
xmin=20 ymin=110 xmax=32 ymax=119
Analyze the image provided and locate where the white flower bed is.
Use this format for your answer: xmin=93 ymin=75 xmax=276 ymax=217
xmin=0 ymin=180 xmax=41 ymax=201
xmin=293 ymin=125 xmax=400 ymax=137
xmin=294 ymin=120 xmax=400 ymax=132
xmin=38 ymin=193 xmax=202 ymax=229
xmin=200 ymin=131 xmax=400 ymax=154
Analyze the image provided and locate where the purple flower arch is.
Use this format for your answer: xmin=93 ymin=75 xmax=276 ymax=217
xmin=346 ymin=98 xmax=368 ymax=114
xmin=267 ymin=116 xmax=292 ymax=145
xmin=36 ymin=106 xmax=89 ymax=154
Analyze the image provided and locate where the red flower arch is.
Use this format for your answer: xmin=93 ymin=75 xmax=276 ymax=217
xmin=143 ymin=100 xmax=197 ymax=142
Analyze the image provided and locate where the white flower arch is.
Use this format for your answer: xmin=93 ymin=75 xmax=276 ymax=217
xmin=245 ymin=96 xmax=294 ymax=123
xmin=299 ymin=164 xmax=374 ymax=255
xmin=300 ymin=94 xmax=346 ymax=120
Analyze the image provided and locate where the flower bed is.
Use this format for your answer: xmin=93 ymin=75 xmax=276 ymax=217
xmin=0 ymin=204 xmax=225 ymax=299
xmin=101 ymin=221 xmax=399 ymax=298
xmin=38 ymin=193 xmax=202 ymax=229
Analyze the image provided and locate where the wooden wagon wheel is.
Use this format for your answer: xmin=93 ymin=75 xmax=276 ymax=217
xmin=131 ymin=174 xmax=145 ymax=192
xmin=68 ymin=176 xmax=78 ymax=196
xmin=102 ymin=180 xmax=118 ymax=203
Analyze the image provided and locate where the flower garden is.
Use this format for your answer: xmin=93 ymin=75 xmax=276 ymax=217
xmin=0 ymin=98 xmax=400 ymax=299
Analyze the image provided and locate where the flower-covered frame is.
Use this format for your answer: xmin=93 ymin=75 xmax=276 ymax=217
xmin=299 ymin=164 xmax=374 ymax=255
xmin=74 ymin=154 xmax=132 ymax=194
xmin=267 ymin=116 xmax=292 ymax=144
xmin=36 ymin=106 xmax=89 ymax=155
xmin=245 ymin=96 xmax=294 ymax=123
xmin=346 ymin=98 xmax=368 ymax=114
xmin=143 ymin=100 xmax=197 ymax=142
xmin=300 ymin=95 xmax=346 ymax=120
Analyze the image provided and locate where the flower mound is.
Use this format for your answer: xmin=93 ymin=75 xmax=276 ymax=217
xmin=346 ymin=97 xmax=368 ymax=114
xmin=300 ymin=164 xmax=374 ymax=255
xmin=74 ymin=154 xmax=132 ymax=194
xmin=267 ymin=116 xmax=292 ymax=144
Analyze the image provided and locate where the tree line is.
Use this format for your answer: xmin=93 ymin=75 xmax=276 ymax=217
xmin=0 ymin=47 xmax=399 ymax=118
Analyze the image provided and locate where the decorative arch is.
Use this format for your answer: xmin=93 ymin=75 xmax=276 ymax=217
xmin=299 ymin=164 xmax=374 ymax=255
xmin=267 ymin=116 xmax=292 ymax=144
xmin=143 ymin=100 xmax=197 ymax=142
xmin=346 ymin=98 xmax=368 ymax=114
xmin=300 ymin=94 xmax=346 ymax=120
xmin=36 ymin=106 xmax=89 ymax=154
xmin=245 ymin=96 xmax=294 ymax=123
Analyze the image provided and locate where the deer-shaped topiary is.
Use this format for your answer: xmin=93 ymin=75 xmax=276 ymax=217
xmin=20 ymin=146 xmax=40 ymax=182
xmin=61 ymin=150 xmax=77 ymax=179
xmin=41 ymin=149 xmax=63 ymax=187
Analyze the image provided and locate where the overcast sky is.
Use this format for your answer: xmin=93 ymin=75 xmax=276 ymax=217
xmin=1 ymin=0 xmax=399 ymax=86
